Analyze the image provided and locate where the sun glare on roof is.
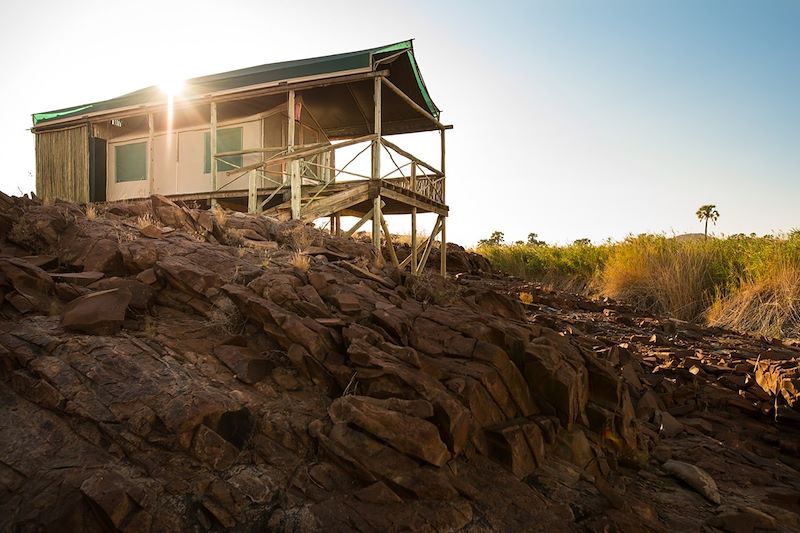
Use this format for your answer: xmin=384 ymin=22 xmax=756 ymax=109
xmin=159 ymin=78 xmax=185 ymax=97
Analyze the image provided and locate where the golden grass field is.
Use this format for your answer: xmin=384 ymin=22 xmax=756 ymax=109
xmin=476 ymin=232 xmax=800 ymax=339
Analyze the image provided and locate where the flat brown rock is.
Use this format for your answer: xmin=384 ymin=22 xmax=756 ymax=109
xmin=329 ymin=395 xmax=451 ymax=467
xmin=51 ymin=271 xmax=105 ymax=286
xmin=213 ymin=344 xmax=272 ymax=384
xmin=60 ymin=287 xmax=131 ymax=334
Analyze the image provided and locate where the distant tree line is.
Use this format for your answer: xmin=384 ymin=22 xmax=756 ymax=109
xmin=478 ymin=205 xmax=723 ymax=247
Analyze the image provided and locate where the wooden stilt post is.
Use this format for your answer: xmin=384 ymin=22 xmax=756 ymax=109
xmin=147 ymin=113 xmax=155 ymax=195
xmin=372 ymin=196 xmax=382 ymax=249
xmin=440 ymin=128 xmax=447 ymax=277
xmin=417 ymin=216 xmax=443 ymax=274
xmin=410 ymin=161 xmax=418 ymax=272
xmin=248 ymin=169 xmax=257 ymax=213
xmin=335 ymin=214 xmax=341 ymax=237
xmin=288 ymin=90 xmax=301 ymax=219
xmin=371 ymin=77 xmax=382 ymax=249
xmin=380 ymin=214 xmax=400 ymax=267
xmin=343 ymin=207 xmax=375 ymax=238
xmin=210 ymin=102 xmax=218 ymax=207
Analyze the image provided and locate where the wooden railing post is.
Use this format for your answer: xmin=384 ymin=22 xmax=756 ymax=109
xmin=288 ymin=90 xmax=301 ymax=219
xmin=411 ymin=161 xmax=417 ymax=271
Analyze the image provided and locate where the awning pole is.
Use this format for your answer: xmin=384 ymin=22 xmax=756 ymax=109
xmin=371 ymin=77 xmax=382 ymax=249
xmin=210 ymin=101 xmax=218 ymax=207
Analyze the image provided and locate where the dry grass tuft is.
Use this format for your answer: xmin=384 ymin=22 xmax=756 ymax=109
xmin=393 ymin=232 xmax=428 ymax=247
xmin=291 ymin=252 xmax=310 ymax=272
xmin=136 ymin=213 xmax=158 ymax=229
xmin=222 ymin=228 xmax=245 ymax=247
xmin=371 ymin=249 xmax=386 ymax=270
xmin=115 ymin=229 xmax=137 ymax=244
xmin=353 ymin=255 xmax=371 ymax=270
xmin=707 ymin=262 xmax=800 ymax=339
xmin=407 ymin=272 xmax=460 ymax=306
xmin=143 ymin=316 xmax=159 ymax=337
xmin=601 ymin=238 xmax=718 ymax=321
xmin=212 ymin=204 xmax=228 ymax=227
xmin=205 ymin=303 xmax=246 ymax=335
xmin=287 ymin=225 xmax=316 ymax=252
xmin=190 ymin=230 xmax=207 ymax=242
xmin=85 ymin=205 xmax=98 ymax=221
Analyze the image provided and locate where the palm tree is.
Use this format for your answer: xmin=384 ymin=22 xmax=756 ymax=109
xmin=696 ymin=204 xmax=720 ymax=239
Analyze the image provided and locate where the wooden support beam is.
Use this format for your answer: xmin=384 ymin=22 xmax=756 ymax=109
xmin=147 ymin=113 xmax=155 ymax=195
xmin=299 ymin=183 xmax=370 ymax=222
xmin=217 ymin=142 xmax=327 ymax=158
xmin=238 ymin=134 xmax=374 ymax=172
xmin=380 ymin=214 xmax=400 ymax=268
xmin=288 ymin=90 xmax=300 ymax=219
xmin=440 ymin=217 xmax=447 ymax=277
xmin=325 ymin=120 xmax=452 ymax=139
xmin=223 ymin=160 xmax=269 ymax=177
xmin=416 ymin=216 xmax=443 ymax=274
xmin=378 ymin=187 xmax=448 ymax=217
xmin=209 ymin=69 xmax=389 ymax=105
xmin=400 ymin=217 xmax=443 ymax=270
xmin=399 ymin=239 xmax=426 ymax=269
xmin=335 ymin=214 xmax=341 ymax=237
xmin=343 ymin=207 xmax=375 ymax=238
xmin=411 ymin=162 xmax=417 ymax=272
xmin=381 ymin=76 xmax=446 ymax=130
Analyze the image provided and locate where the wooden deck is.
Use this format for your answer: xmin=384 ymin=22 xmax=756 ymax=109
xmin=164 ymin=177 xmax=448 ymax=221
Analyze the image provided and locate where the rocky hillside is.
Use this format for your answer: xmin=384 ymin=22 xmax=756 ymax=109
xmin=0 ymin=193 xmax=799 ymax=532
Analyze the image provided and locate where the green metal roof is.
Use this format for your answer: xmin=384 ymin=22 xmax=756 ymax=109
xmin=32 ymin=40 xmax=440 ymax=127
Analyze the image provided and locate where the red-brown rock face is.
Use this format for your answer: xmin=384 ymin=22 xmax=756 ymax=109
xmin=0 ymin=192 xmax=799 ymax=531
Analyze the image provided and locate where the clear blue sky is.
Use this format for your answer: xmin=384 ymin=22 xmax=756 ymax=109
xmin=1 ymin=0 xmax=797 ymax=245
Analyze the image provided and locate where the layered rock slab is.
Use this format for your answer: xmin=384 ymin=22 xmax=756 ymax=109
xmin=1 ymin=193 xmax=799 ymax=531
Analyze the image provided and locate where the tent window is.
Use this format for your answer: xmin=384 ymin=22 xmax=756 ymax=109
xmin=204 ymin=127 xmax=243 ymax=173
xmin=115 ymin=141 xmax=147 ymax=182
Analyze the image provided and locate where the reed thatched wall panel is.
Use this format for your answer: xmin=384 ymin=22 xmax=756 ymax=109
xmin=35 ymin=125 xmax=89 ymax=203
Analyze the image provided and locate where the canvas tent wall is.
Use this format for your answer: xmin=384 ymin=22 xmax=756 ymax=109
xmin=96 ymin=100 xmax=330 ymax=202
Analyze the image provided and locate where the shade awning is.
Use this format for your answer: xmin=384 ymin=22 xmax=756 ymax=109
xmin=32 ymin=40 xmax=441 ymax=135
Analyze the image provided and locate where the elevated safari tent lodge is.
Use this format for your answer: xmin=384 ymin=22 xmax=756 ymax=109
xmin=32 ymin=40 xmax=451 ymax=274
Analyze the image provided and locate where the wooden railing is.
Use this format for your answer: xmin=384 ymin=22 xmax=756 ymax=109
xmin=212 ymin=133 xmax=445 ymax=214
xmin=392 ymin=171 xmax=445 ymax=204
xmin=378 ymin=137 xmax=445 ymax=204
